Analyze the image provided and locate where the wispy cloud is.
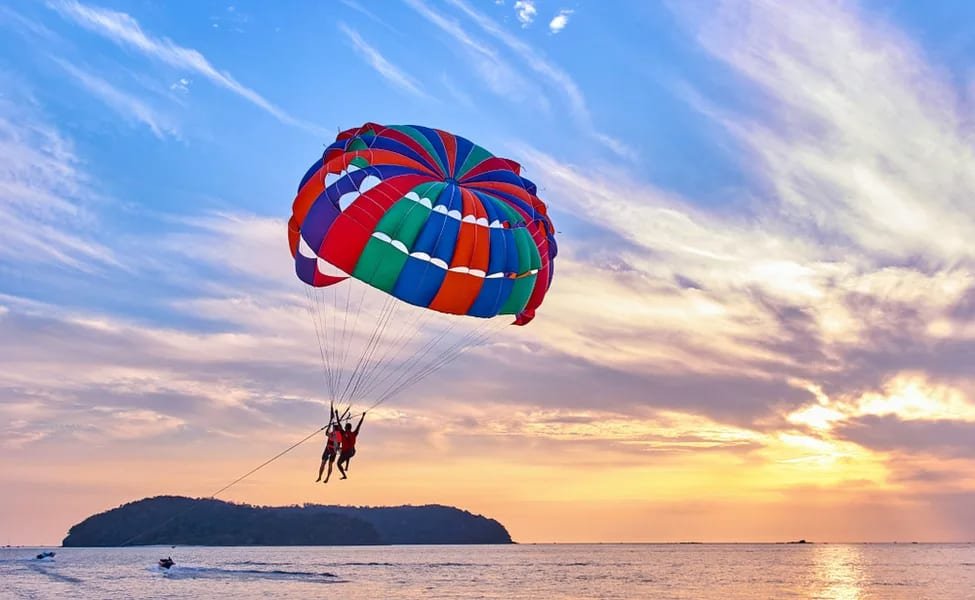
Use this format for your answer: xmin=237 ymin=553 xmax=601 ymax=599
xmin=55 ymin=59 xmax=180 ymax=139
xmin=549 ymin=9 xmax=573 ymax=34
xmin=0 ymin=5 xmax=58 ymax=41
xmin=688 ymin=0 xmax=975 ymax=265
xmin=48 ymin=0 xmax=322 ymax=134
xmin=403 ymin=0 xmax=504 ymax=63
xmin=505 ymin=0 xmax=975 ymax=475
xmin=0 ymin=85 xmax=117 ymax=270
xmin=441 ymin=73 xmax=475 ymax=108
xmin=446 ymin=0 xmax=634 ymax=159
xmin=338 ymin=0 xmax=401 ymax=33
xmin=402 ymin=0 xmax=543 ymax=107
xmin=513 ymin=0 xmax=537 ymax=27
xmin=338 ymin=22 xmax=428 ymax=98
xmin=170 ymin=77 xmax=191 ymax=95
xmin=208 ymin=3 xmax=250 ymax=33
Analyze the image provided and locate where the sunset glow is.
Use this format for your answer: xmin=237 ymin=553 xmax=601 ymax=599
xmin=3 ymin=0 xmax=975 ymax=548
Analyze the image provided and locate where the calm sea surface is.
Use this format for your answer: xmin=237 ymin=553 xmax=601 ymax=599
xmin=2 ymin=543 xmax=973 ymax=599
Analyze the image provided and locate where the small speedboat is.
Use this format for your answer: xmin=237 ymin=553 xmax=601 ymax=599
xmin=35 ymin=551 xmax=55 ymax=560
xmin=159 ymin=557 xmax=175 ymax=569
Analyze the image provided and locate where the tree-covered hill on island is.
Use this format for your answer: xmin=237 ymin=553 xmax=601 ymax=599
xmin=62 ymin=496 xmax=513 ymax=546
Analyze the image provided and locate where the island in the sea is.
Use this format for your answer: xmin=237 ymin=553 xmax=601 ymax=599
xmin=62 ymin=496 xmax=512 ymax=546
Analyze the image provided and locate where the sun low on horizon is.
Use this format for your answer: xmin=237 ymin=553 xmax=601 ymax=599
xmin=3 ymin=0 xmax=975 ymax=548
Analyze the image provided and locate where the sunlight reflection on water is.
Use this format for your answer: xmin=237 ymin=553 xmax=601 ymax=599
xmin=813 ymin=544 xmax=864 ymax=600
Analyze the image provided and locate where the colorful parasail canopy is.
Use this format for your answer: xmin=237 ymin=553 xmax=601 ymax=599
xmin=288 ymin=123 xmax=557 ymax=325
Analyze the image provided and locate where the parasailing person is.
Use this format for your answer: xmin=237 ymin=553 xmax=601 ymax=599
xmin=335 ymin=411 xmax=366 ymax=479
xmin=316 ymin=407 xmax=345 ymax=483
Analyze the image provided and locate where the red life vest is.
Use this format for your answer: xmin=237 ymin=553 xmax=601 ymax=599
xmin=341 ymin=430 xmax=358 ymax=451
xmin=327 ymin=429 xmax=342 ymax=449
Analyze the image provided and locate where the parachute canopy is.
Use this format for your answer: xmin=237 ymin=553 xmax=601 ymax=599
xmin=288 ymin=123 xmax=557 ymax=326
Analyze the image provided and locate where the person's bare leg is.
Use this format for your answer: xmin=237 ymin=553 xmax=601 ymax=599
xmin=315 ymin=459 xmax=326 ymax=482
xmin=323 ymin=458 xmax=335 ymax=483
xmin=337 ymin=458 xmax=348 ymax=479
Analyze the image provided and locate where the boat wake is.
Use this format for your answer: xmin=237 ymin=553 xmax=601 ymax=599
xmin=150 ymin=564 xmax=343 ymax=583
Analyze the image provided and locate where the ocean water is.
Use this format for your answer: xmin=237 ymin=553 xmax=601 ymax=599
xmin=1 ymin=543 xmax=973 ymax=599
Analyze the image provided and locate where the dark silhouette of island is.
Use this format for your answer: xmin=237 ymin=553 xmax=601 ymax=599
xmin=62 ymin=496 xmax=512 ymax=547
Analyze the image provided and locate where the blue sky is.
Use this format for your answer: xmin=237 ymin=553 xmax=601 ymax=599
xmin=5 ymin=0 xmax=975 ymax=545
xmin=0 ymin=0 xmax=766 ymax=328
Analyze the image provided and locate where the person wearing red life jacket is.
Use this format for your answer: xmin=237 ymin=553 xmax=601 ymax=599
xmin=336 ymin=412 xmax=366 ymax=480
xmin=316 ymin=408 xmax=344 ymax=483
